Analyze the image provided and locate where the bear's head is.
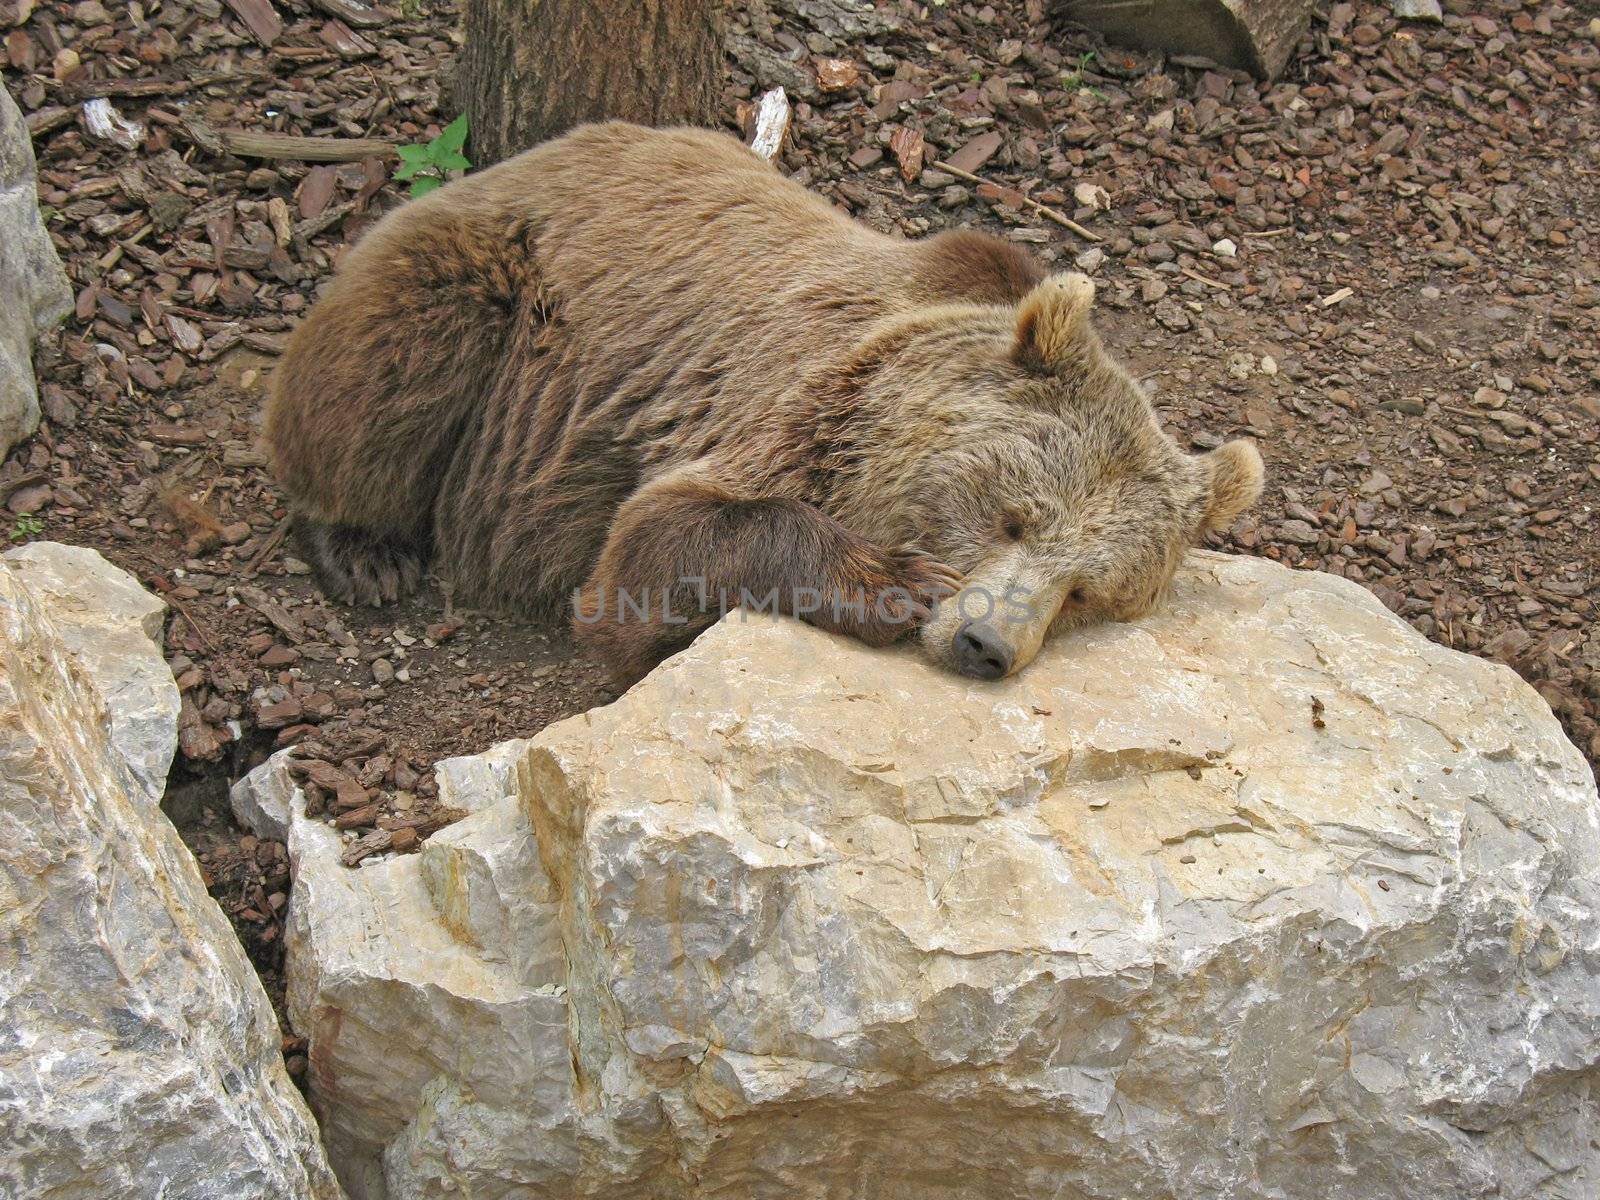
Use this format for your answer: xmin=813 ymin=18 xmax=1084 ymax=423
xmin=883 ymin=272 xmax=1263 ymax=679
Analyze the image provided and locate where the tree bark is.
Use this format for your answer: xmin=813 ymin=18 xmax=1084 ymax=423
xmin=462 ymin=0 xmax=724 ymax=168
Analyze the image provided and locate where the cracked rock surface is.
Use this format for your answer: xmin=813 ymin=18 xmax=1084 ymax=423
xmin=240 ymin=552 xmax=1600 ymax=1200
xmin=0 ymin=542 xmax=342 ymax=1200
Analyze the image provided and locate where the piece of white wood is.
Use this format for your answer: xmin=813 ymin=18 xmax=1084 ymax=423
xmin=748 ymin=87 xmax=791 ymax=163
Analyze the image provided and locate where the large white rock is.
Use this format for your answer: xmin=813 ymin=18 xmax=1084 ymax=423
xmin=245 ymin=552 xmax=1600 ymax=1199
xmin=1 ymin=83 xmax=72 ymax=457
xmin=0 ymin=544 xmax=344 ymax=1200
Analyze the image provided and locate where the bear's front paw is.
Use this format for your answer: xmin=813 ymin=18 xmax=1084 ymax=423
xmin=889 ymin=546 xmax=964 ymax=615
xmin=836 ymin=546 xmax=962 ymax=646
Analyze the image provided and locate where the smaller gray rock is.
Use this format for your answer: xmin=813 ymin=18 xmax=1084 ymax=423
xmin=1 ymin=83 xmax=73 ymax=457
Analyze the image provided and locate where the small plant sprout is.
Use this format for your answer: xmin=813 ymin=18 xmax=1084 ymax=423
xmin=393 ymin=113 xmax=472 ymax=199
xmin=10 ymin=514 xmax=44 ymax=542
xmin=1063 ymin=51 xmax=1104 ymax=96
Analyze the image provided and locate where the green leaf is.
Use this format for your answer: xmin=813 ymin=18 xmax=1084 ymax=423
xmin=395 ymin=143 xmax=431 ymax=164
xmin=434 ymin=151 xmax=472 ymax=172
xmin=392 ymin=159 xmax=422 ymax=180
xmin=409 ymin=175 xmax=444 ymax=198
xmin=434 ymin=112 xmax=469 ymax=155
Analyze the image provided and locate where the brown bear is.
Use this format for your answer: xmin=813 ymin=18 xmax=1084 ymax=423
xmin=265 ymin=121 xmax=1262 ymax=685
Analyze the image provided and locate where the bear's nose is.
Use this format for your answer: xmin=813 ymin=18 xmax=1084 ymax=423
xmin=953 ymin=622 xmax=1014 ymax=680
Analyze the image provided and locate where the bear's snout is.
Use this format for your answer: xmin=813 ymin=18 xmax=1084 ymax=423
xmin=953 ymin=622 xmax=1015 ymax=680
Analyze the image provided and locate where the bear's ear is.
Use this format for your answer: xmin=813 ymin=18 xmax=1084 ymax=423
xmin=1013 ymin=272 xmax=1096 ymax=373
xmin=1198 ymin=439 xmax=1265 ymax=534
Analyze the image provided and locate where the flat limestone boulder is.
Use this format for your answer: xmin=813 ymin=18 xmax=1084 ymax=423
xmin=0 ymin=83 xmax=72 ymax=457
xmin=247 ymin=552 xmax=1600 ymax=1199
xmin=1054 ymin=0 xmax=1315 ymax=79
xmin=0 ymin=544 xmax=343 ymax=1200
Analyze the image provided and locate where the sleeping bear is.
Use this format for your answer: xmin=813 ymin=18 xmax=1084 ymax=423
xmin=264 ymin=122 xmax=1262 ymax=684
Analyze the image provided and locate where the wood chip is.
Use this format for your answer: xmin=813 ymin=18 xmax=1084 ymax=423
xmin=333 ymin=802 xmax=380 ymax=830
xmin=945 ymin=131 xmax=1003 ymax=175
xmin=341 ymin=828 xmax=392 ymax=866
xmin=221 ymin=0 xmax=282 ymax=46
xmin=889 ymin=126 xmax=924 ymax=182
xmin=747 ymin=87 xmax=790 ymax=163
xmin=297 ymin=165 xmax=338 ymax=219
xmin=165 ymin=313 xmax=203 ymax=354
xmin=308 ymin=0 xmax=387 ymax=27
xmin=815 ymin=57 xmax=860 ymax=92
xmin=389 ymin=827 xmax=420 ymax=853
xmin=236 ymin=584 xmax=307 ymax=643
xmin=266 ymin=196 xmax=294 ymax=246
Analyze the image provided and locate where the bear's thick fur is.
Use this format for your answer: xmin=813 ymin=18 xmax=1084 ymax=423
xmin=266 ymin=122 xmax=1262 ymax=683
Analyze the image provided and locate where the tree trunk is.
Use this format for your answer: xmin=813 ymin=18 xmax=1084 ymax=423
xmin=462 ymin=0 xmax=724 ymax=167
xmin=1053 ymin=0 xmax=1315 ymax=79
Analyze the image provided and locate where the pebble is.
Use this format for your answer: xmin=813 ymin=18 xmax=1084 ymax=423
xmin=1212 ymin=238 xmax=1237 ymax=258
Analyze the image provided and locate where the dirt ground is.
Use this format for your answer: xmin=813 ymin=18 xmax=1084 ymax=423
xmin=4 ymin=0 xmax=1598 ymax=1042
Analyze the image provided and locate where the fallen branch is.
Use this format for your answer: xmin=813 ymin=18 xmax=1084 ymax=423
xmin=932 ymin=161 xmax=1101 ymax=243
xmin=216 ymin=130 xmax=398 ymax=162
xmin=60 ymin=71 xmax=259 ymax=102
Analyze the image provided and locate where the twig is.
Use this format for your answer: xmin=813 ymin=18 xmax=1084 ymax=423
xmin=216 ymin=130 xmax=398 ymax=162
xmin=98 ymin=222 xmax=152 ymax=271
xmin=932 ymin=161 xmax=1102 ymax=243
xmin=243 ymin=516 xmax=291 ymax=578
xmin=1243 ymin=228 xmax=1293 ymax=238
xmin=166 ymin=592 xmax=218 ymax=653
xmin=1180 ymin=266 xmax=1230 ymax=291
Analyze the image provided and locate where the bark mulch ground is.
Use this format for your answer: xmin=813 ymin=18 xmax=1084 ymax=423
xmin=3 ymin=0 xmax=1597 ymax=1054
